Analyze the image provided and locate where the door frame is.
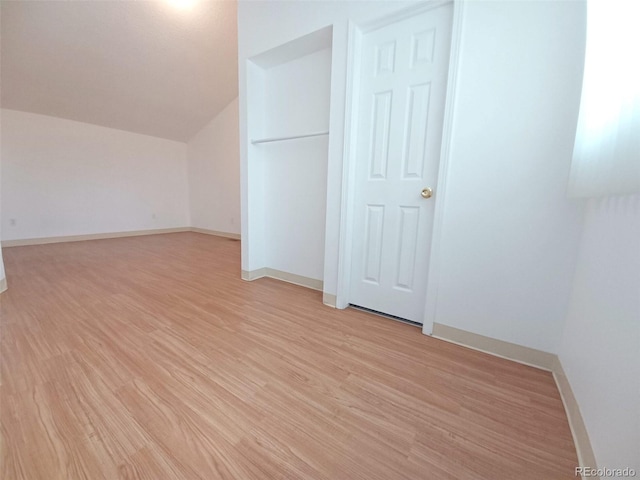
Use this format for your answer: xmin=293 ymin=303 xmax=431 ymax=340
xmin=335 ymin=0 xmax=465 ymax=335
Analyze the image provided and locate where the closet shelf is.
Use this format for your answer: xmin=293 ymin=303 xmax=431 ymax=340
xmin=251 ymin=131 xmax=329 ymax=145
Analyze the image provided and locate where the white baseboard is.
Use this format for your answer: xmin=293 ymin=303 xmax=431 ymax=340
xmin=432 ymin=323 xmax=556 ymax=370
xmin=241 ymin=268 xmax=267 ymax=281
xmin=190 ymin=227 xmax=240 ymax=240
xmin=242 ymin=267 xmax=323 ymax=291
xmin=0 ymin=277 xmax=7 ymax=294
xmin=241 ymin=269 xmax=333 ymax=305
xmin=1 ymin=227 xmax=242 ymax=248
xmin=431 ymin=323 xmax=597 ymax=478
xmin=322 ymin=293 xmax=337 ymax=308
xmin=1 ymin=227 xmax=191 ymax=247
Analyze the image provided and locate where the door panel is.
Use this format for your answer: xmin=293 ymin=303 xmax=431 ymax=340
xmin=369 ymin=91 xmax=393 ymax=179
xmin=395 ymin=206 xmax=421 ymax=290
xmin=402 ymin=83 xmax=432 ymax=179
xmin=349 ymin=4 xmax=453 ymax=323
xmin=363 ymin=205 xmax=385 ymax=284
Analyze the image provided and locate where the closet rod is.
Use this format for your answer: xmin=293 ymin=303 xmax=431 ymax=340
xmin=251 ymin=131 xmax=329 ymax=145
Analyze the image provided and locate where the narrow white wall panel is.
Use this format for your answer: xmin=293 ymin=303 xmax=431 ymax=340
xmin=187 ymin=98 xmax=240 ymax=235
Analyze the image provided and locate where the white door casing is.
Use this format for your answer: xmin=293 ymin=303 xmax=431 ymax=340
xmin=348 ymin=4 xmax=453 ymax=324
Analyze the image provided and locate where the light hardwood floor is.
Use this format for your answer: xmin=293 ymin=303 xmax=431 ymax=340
xmin=0 ymin=232 xmax=578 ymax=479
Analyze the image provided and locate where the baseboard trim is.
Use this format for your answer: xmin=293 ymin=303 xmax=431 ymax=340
xmin=431 ymin=322 xmax=597 ymax=478
xmin=241 ymin=268 xmax=267 ymax=281
xmin=322 ymin=293 xmax=337 ymax=308
xmin=431 ymin=323 xmax=557 ymax=371
xmin=241 ymin=268 xmax=323 ymax=291
xmin=190 ymin=228 xmax=241 ymax=240
xmin=0 ymin=277 xmax=7 ymax=294
xmin=1 ymin=227 xmax=243 ymax=248
xmin=553 ymin=358 xmax=599 ymax=478
xmin=1 ymin=227 xmax=191 ymax=247
xmin=241 ymin=274 xmax=376 ymax=308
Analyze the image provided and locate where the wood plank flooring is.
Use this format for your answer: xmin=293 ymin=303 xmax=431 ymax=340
xmin=0 ymin=232 xmax=578 ymax=479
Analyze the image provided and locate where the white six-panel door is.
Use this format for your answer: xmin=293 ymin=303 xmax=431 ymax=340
xmin=349 ymin=4 xmax=453 ymax=323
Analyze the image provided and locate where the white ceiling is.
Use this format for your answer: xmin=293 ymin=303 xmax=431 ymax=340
xmin=0 ymin=0 xmax=238 ymax=142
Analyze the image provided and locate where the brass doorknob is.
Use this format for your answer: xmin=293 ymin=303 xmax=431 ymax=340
xmin=421 ymin=187 xmax=433 ymax=199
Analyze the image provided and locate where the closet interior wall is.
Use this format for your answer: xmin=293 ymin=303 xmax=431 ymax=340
xmin=244 ymin=27 xmax=332 ymax=286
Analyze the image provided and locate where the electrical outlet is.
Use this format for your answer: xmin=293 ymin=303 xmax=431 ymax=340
xmin=9 ymin=218 xmax=16 ymax=227
xmin=230 ymin=217 xmax=235 ymax=225
xmin=152 ymin=213 xmax=157 ymax=220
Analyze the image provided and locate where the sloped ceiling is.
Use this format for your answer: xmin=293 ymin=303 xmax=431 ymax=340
xmin=0 ymin=0 xmax=238 ymax=142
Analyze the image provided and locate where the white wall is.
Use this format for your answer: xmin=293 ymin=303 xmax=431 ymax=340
xmin=559 ymin=195 xmax=640 ymax=471
xmin=1 ymin=109 xmax=189 ymax=241
xmin=433 ymin=0 xmax=586 ymax=352
xmin=239 ymin=0 xmax=586 ymax=352
xmin=187 ymin=98 xmax=240 ymax=235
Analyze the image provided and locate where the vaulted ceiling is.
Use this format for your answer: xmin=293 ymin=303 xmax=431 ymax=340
xmin=0 ymin=0 xmax=238 ymax=142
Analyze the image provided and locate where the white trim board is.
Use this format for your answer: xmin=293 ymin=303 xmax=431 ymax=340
xmin=2 ymin=227 xmax=240 ymax=248
xmin=422 ymin=0 xmax=466 ymax=335
xmin=0 ymin=277 xmax=7 ymax=294
xmin=432 ymin=322 xmax=597 ymax=478
xmin=362 ymin=0 xmax=451 ymax=33
xmin=242 ymin=268 xmax=323 ymax=292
